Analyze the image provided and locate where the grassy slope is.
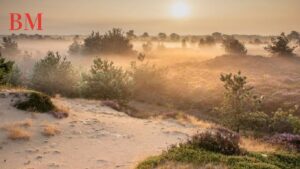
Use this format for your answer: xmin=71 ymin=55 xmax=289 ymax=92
xmin=136 ymin=145 xmax=300 ymax=169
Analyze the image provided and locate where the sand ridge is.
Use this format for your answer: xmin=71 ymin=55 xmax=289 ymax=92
xmin=0 ymin=92 xmax=199 ymax=169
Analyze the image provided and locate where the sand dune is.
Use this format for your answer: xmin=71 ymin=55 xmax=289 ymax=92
xmin=0 ymin=91 xmax=198 ymax=169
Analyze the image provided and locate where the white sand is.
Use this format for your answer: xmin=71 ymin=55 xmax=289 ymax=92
xmin=0 ymin=92 xmax=198 ymax=169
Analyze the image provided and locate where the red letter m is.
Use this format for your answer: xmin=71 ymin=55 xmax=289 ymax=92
xmin=25 ymin=13 xmax=43 ymax=30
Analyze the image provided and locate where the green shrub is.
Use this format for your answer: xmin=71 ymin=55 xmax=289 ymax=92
xmin=0 ymin=53 xmax=14 ymax=85
xmin=81 ymin=58 xmax=132 ymax=103
xmin=270 ymin=107 xmax=300 ymax=134
xmin=188 ymin=128 xmax=241 ymax=155
xmin=240 ymin=111 xmax=270 ymax=132
xmin=31 ymin=51 xmax=78 ymax=97
xmin=15 ymin=92 xmax=55 ymax=112
xmin=217 ymin=71 xmax=263 ymax=132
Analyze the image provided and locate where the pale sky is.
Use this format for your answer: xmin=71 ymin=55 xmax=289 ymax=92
xmin=0 ymin=0 xmax=299 ymax=35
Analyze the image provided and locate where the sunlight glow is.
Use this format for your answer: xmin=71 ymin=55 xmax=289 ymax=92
xmin=171 ymin=1 xmax=190 ymax=19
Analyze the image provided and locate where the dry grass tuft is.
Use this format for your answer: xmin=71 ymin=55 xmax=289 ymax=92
xmin=158 ymin=111 xmax=213 ymax=128
xmin=42 ymin=124 xmax=61 ymax=137
xmin=240 ymin=137 xmax=279 ymax=152
xmin=16 ymin=119 xmax=33 ymax=128
xmin=7 ymin=127 xmax=31 ymax=140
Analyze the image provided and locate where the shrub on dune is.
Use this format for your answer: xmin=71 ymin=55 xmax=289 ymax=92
xmin=15 ymin=91 xmax=55 ymax=112
xmin=31 ymin=51 xmax=78 ymax=97
xmin=81 ymin=58 xmax=132 ymax=103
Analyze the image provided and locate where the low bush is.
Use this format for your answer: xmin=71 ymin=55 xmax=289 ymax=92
xmin=270 ymin=107 xmax=300 ymax=134
xmin=15 ymin=91 xmax=55 ymax=112
xmin=240 ymin=111 xmax=270 ymax=132
xmin=188 ymin=128 xmax=241 ymax=155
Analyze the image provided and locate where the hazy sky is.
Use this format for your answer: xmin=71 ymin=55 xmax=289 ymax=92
xmin=0 ymin=0 xmax=300 ymax=35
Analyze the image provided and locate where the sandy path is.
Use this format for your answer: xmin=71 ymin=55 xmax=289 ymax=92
xmin=0 ymin=94 xmax=198 ymax=169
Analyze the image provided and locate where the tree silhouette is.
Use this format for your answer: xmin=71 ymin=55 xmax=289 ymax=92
xmin=126 ymin=30 xmax=136 ymax=39
xmin=265 ymin=33 xmax=297 ymax=57
xmin=0 ymin=52 xmax=14 ymax=84
xmin=182 ymin=39 xmax=187 ymax=48
xmin=222 ymin=37 xmax=247 ymax=55
xmin=82 ymin=28 xmax=135 ymax=55
xmin=199 ymin=36 xmax=216 ymax=46
xmin=287 ymin=31 xmax=300 ymax=41
xmin=142 ymin=41 xmax=153 ymax=53
xmin=68 ymin=35 xmax=82 ymax=55
xmin=170 ymin=33 xmax=180 ymax=41
xmin=158 ymin=33 xmax=167 ymax=41
xmin=0 ymin=37 xmax=20 ymax=56
xmin=101 ymin=28 xmax=134 ymax=54
xmin=141 ymin=32 xmax=149 ymax=39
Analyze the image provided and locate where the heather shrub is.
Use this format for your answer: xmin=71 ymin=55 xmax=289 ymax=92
xmin=31 ymin=52 xmax=78 ymax=97
xmin=267 ymin=133 xmax=300 ymax=152
xmin=188 ymin=127 xmax=241 ymax=155
xmin=81 ymin=58 xmax=132 ymax=103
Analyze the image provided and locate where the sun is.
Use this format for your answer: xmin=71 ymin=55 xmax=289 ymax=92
xmin=171 ymin=1 xmax=190 ymax=19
